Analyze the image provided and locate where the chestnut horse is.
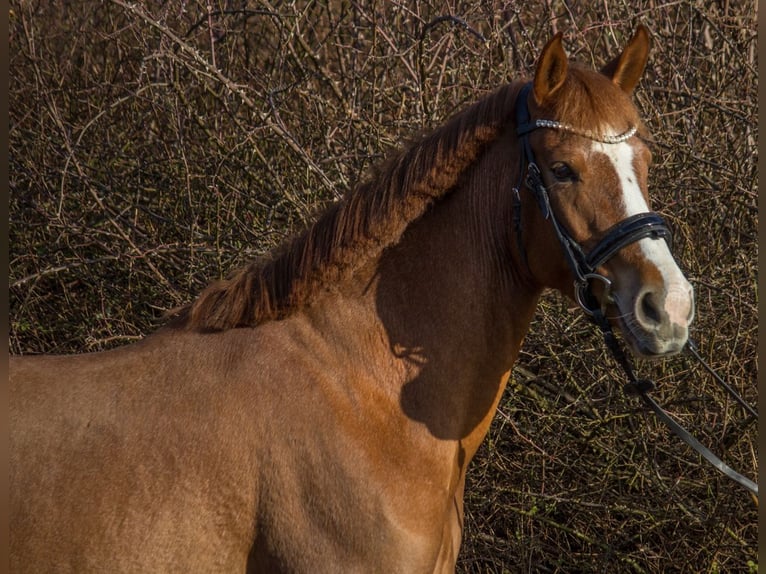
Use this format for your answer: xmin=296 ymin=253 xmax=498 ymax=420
xmin=10 ymin=27 xmax=694 ymax=572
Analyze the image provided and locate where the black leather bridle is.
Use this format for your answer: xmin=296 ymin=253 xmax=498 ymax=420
xmin=512 ymin=82 xmax=672 ymax=315
xmin=511 ymin=82 xmax=759 ymax=498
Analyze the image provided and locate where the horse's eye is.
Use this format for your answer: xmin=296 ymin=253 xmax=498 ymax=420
xmin=551 ymin=162 xmax=577 ymax=182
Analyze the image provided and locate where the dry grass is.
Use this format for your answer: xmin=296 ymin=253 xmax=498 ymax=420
xmin=9 ymin=1 xmax=757 ymax=571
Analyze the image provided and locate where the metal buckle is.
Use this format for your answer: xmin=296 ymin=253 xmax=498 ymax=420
xmin=574 ymin=273 xmax=612 ymax=316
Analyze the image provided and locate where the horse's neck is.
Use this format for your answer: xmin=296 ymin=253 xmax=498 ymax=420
xmin=343 ymin=176 xmax=541 ymax=459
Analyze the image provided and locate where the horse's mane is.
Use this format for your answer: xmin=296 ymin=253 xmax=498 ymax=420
xmin=171 ymin=63 xmax=642 ymax=332
xmin=172 ymin=83 xmax=522 ymax=331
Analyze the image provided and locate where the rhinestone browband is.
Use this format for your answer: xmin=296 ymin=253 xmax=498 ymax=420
xmin=534 ymin=119 xmax=637 ymax=144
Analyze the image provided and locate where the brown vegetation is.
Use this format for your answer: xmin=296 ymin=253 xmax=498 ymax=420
xmin=9 ymin=1 xmax=757 ymax=571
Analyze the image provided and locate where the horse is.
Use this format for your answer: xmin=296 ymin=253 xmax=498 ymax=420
xmin=10 ymin=26 xmax=694 ymax=572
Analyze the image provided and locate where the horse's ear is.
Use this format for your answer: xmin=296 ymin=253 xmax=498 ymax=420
xmin=601 ymin=25 xmax=651 ymax=94
xmin=533 ymin=32 xmax=568 ymax=105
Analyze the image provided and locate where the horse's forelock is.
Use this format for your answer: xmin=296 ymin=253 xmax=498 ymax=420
xmin=541 ymin=65 xmax=643 ymax=140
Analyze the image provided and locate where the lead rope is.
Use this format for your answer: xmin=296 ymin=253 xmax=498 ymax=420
xmin=590 ymin=306 xmax=759 ymax=499
xmin=686 ymin=339 xmax=759 ymax=420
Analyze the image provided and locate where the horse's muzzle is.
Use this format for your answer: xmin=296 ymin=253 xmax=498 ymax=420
xmin=621 ymin=282 xmax=695 ymax=358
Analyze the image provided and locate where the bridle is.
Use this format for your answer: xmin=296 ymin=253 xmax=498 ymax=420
xmin=512 ymin=83 xmax=672 ymax=315
xmin=512 ymin=82 xmax=759 ymax=499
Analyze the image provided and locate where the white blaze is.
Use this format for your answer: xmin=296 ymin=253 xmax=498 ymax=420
xmin=592 ymin=139 xmax=693 ymax=328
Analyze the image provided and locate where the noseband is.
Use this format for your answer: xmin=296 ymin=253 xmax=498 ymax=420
xmin=512 ymin=83 xmax=672 ymax=314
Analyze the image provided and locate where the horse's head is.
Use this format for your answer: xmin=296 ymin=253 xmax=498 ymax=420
xmin=517 ymin=27 xmax=694 ymax=358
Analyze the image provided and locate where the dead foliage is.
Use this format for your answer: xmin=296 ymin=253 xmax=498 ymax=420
xmin=9 ymin=1 xmax=757 ymax=571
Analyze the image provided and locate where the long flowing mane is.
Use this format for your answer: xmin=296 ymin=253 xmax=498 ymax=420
xmin=174 ymin=83 xmax=522 ymax=331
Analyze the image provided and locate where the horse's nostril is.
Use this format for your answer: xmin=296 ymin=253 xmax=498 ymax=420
xmin=639 ymin=291 xmax=662 ymax=325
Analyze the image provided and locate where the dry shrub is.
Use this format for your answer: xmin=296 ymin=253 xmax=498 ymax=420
xmin=9 ymin=1 xmax=756 ymax=571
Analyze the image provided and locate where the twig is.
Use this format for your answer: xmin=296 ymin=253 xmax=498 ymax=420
xmin=110 ymin=0 xmax=338 ymax=195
